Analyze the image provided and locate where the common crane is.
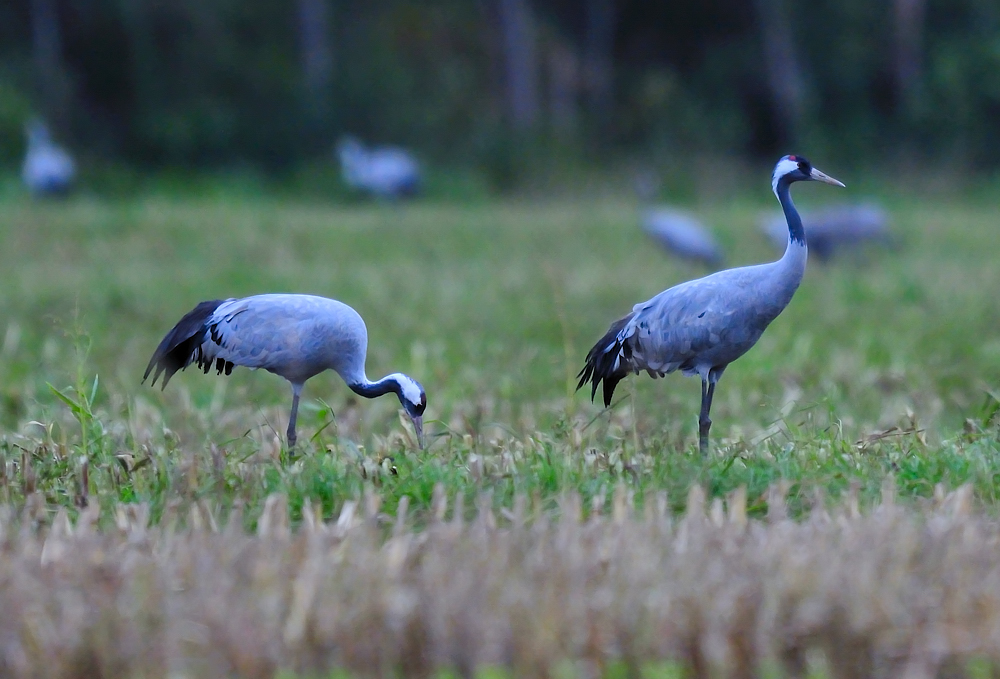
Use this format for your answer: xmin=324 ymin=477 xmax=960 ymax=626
xmin=641 ymin=207 xmax=724 ymax=268
xmin=336 ymin=136 xmax=421 ymax=199
xmin=578 ymin=156 xmax=844 ymax=454
xmin=633 ymin=170 xmax=724 ymax=268
xmin=22 ymin=119 xmax=75 ymax=196
xmin=759 ymin=201 xmax=891 ymax=261
xmin=144 ymin=294 xmax=427 ymax=448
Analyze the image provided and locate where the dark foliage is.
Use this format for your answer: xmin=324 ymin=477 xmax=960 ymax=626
xmin=2 ymin=0 xmax=999 ymax=173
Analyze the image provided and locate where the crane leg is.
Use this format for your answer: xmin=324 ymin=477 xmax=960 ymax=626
xmin=286 ymin=383 xmax=304 ymax=449
xmin=698 ymin=379 xmax=716 ymax=454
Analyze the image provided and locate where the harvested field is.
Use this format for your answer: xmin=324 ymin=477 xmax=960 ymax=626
xmin=2 ymin=482 xmax=999 ymax=678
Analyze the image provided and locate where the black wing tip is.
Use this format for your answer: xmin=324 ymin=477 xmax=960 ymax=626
xmin=145 ymin=299 xmax=227 ymax=389
xmin=577 ymin=313 xmax=635 ymax=408
xmin=602 ymin=375 xmax=622 ymax=407
xmin=574 ymin=364 xmax=593 ymax=395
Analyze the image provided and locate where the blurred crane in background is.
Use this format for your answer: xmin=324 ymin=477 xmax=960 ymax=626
xmin=22 ymin=119 xmax=75 ymax=197
xmin=336 ymin=136 xmax=422 ymax=200
xmin=759 ymin=202 xmax=892 ymax=261
xmin=634 ymin=170 xmax=724 ymax=268
xmin=640 ymin=207 xmax=724 ymax=269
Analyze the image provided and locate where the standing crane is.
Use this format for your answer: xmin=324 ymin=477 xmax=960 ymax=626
xmin=578 ymin=156 xmax=844 ymax=454
xmin=22 ymin=119 xmax=75 ymax=196
xmin=336 ymin=136 xmax=422 ymax=200
xmin=144 ymin=294 xmax=427 ymax=448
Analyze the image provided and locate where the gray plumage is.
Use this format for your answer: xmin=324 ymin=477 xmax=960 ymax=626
xmin=579 ymin=155 xmax=845 ymax=454
xmin=22 ymin=119 xmax=75 ymax=196
xmin=641 ymin=207 xmax=724 ymax=268
xmin=759 ymin=202 xmax=890 ymax=261
xmin=336 ymin=135 xmax=421 ymax=199
xmin=144 ymin=293 xmax=427 ymax=448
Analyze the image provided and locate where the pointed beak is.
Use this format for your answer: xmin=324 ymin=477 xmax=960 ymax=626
xmin=810 ymin=167 xmax=846 ymax=188
xmin=409 ymin=414 xmax=424 ymax=449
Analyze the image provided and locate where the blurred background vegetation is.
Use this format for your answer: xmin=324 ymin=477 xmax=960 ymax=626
xmin=2 ymin=0 xmax=999 ymax=192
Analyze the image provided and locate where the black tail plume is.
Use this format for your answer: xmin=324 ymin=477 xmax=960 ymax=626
xmin=576 ymin=313 xmax=635 ymax=407
xmin=143 ymin=300 xmax=225 ymax=389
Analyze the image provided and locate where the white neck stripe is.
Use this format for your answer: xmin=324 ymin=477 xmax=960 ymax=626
xmin=771 ymin=158 xmax=800 ymax=197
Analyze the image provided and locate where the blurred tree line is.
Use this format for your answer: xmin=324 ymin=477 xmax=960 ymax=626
xmin=1 ymin=0 xmax=999 ymax=181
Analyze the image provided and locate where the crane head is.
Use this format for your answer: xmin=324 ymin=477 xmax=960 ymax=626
xmin=772 ymin=155 xmax=845 ymax=197
xmin=394 ymin=374 xmax=427 ymax=449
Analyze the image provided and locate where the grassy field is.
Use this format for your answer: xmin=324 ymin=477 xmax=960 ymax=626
xmin=2 ymin=180 xmax=1000 ymax=675
xmin=2 ymin=180 xmax=1000 ymax=523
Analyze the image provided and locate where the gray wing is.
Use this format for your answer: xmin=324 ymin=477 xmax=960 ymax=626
xmin=202 ymin=294 xmax=367 ymax=383
xmin=579 ymin=259 xmax=795 ymax=405
xmin=577 ymin=273 xmax=753 ymax=406
xmin=145 ymin=294 xmax=367 ymax=388
xmin=621 ymin=267 xmax=780 ymax=378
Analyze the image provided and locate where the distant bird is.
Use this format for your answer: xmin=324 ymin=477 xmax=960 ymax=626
xmin=579 ymin=155 xmax=844 ymax=454
xmin=641 ymin=207 xmax=724 ymax=268
xmin=336 ymin=135 xmax=421 ymax=199
xmin=144 ymin=294 xmax=427 ymax=448
xmin=22 ymin=119 xmax=75 ymax=196
xmin=759 ymin=202 xmax=890 ymax=261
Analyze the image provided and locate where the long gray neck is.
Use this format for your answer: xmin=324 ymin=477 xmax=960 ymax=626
xmin=350 ymin=375 xmax=401 ymax=400
xmin=775 ymin=177 xmax=806 ymax=246
xmin=770 ymin=177 xmax=808 ymax=301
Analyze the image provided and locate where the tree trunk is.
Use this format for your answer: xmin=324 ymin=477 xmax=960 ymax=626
xmin=584 ymin=0 xmax=615 ymax=129
xmin=29 ymin=0 xmax=71 ymax=131
xmin=547 ymin=38 xmax=579 ymax=139
xmin=497 ymin=0 xmax=539 ymax=130
xmin=297 ymin=0 xmax=334 ymax=129
xmin=119 ymin=0 xmax=157 ymax=118
xmin=753 ymin=0 xmax=805 ymax=145
xmin=892 ymin=0 xmax=927 ymax=114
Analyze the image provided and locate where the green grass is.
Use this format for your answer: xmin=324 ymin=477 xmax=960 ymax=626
xmin=2 ymin=184 xmax=1000 ymax=527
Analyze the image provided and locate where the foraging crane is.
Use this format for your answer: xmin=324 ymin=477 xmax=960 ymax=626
xmin=759 ymin=201 xmax=891 ymax=261
xmin=578 ymin=156 xmax=844 ymax=454
xmin=144 ymin=294 xmax=427 ymax=448
xmin=641 ymin=207 xmax=724 ymax=268
xmin=336 ymin=135 xmax=421 ymax=199
xmin=22 ymin=119 xmax=75 ymax=196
